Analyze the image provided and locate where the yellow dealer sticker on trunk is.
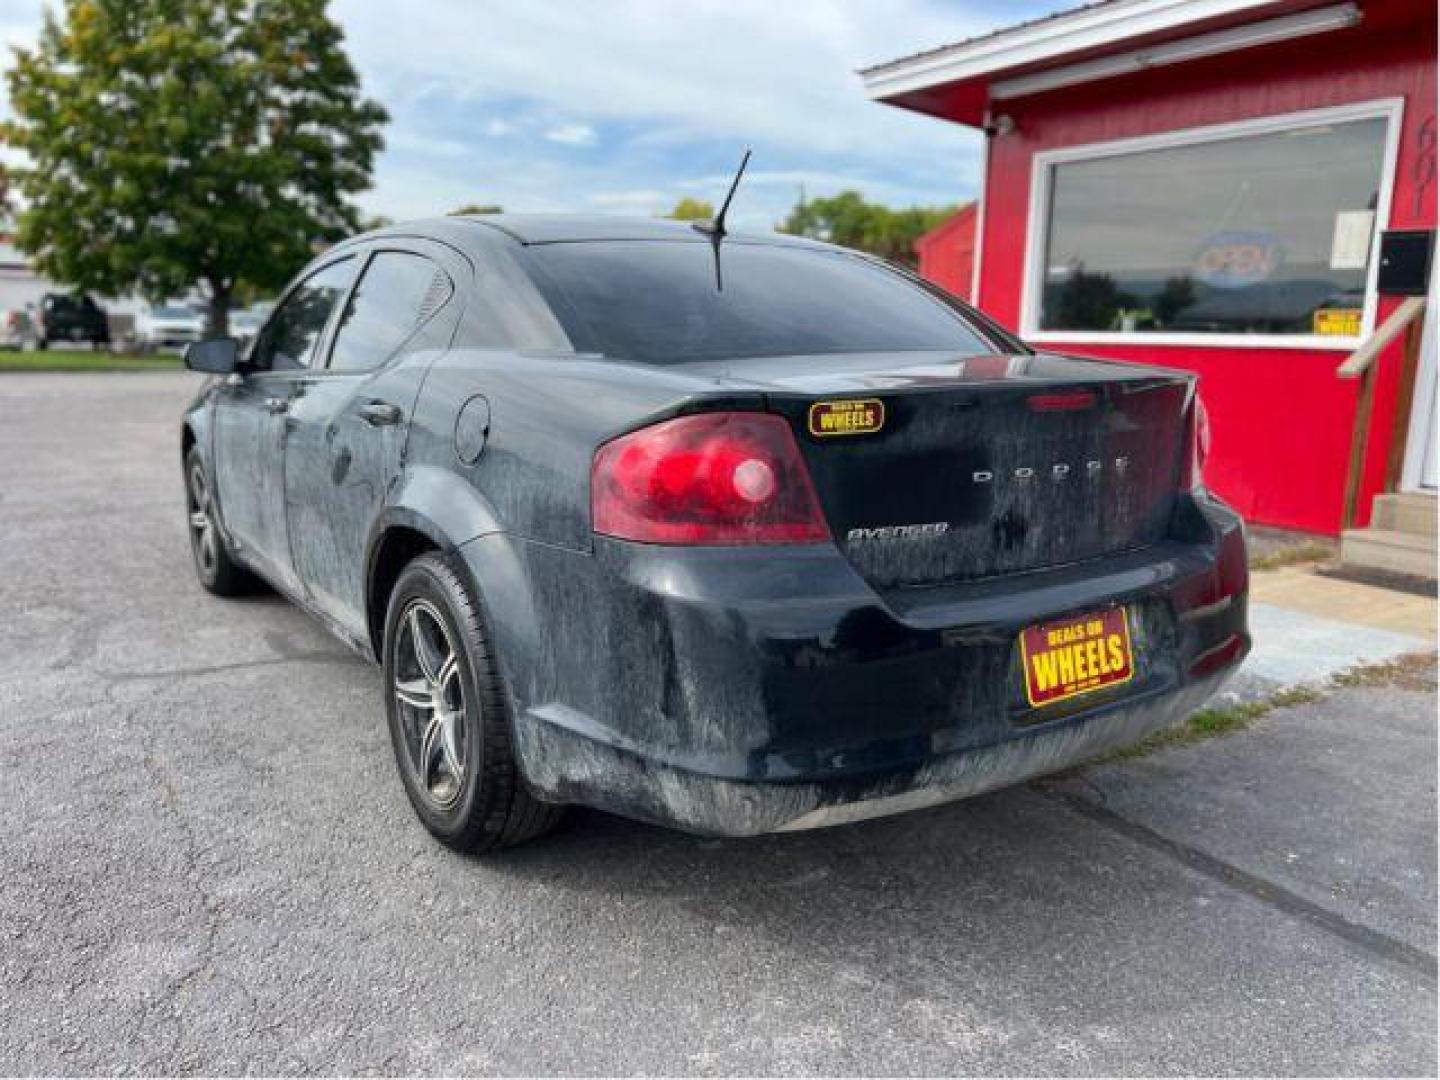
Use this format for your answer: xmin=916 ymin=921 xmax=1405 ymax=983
xmin=1314 ymin=308 xmax=1362 ymax=336
xmin=808 ymin=398 xmax=885 ymax=437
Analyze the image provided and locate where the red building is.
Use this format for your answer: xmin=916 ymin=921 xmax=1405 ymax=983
xmin=915 ymin=203 xmax=978 ymax=299
xmin=865 ymin=0 xmax=1436 ymax=539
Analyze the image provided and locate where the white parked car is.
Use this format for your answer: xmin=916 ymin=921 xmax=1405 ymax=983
xmin=135 ymin=304 xmax=205 ymax=352
xmin=228 ymin=302 xmax=273 ymax=345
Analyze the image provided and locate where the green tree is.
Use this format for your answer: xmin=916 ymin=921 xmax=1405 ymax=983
xmin=449 ymin=204 xmax=503 ymax=216
xmin=779 ymin=190 xmax=956 ymax=268
xmin=3 ymin=0 xmax=387 ymax=335
xmin=1154 ymin=275 xmax=1198 ymax=327
xmin=1046 ymin=265 xmax=1138 ymax=331
xmin=666 ymin=197 xmax=713 ymax=222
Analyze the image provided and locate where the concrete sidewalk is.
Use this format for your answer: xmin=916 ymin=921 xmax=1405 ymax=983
xmin=1230 ymin=563 xmax=1435 ymax=700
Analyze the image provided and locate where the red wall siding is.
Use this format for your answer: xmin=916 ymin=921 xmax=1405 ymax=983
xmin=916 ymin=203 xmax=976 ymax=299
xmin=974 ymin=0 xmax=1437 ymax=535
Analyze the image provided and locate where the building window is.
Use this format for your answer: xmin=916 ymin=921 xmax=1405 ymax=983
xmin=1029 ymin=104 xmax=1397 ymax=344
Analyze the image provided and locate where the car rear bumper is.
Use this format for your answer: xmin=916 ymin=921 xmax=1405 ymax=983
xmin=516 ymin=665 xmax=1238 ymax=835
xmin=462 ymin=494 xmax=1250 ymax=836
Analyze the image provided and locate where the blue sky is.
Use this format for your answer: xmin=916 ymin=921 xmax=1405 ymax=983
xmin=1 ymin=0 xmax=1070 ymax=230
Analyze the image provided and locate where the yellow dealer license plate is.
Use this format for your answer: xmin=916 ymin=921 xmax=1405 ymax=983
xmin=1020 ymin=607 xmax=1134 ymax=707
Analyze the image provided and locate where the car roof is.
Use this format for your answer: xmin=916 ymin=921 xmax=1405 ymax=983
xmin=459 ymin=213 xmax=823 ymax=246
xmin=341 ymin=213 xmax=831 ymax=254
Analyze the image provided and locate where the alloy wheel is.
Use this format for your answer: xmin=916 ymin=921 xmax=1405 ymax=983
xmin=187 ymin=460 xmax=219 ymax=576
xmin=392 ymin=599 xmax=469 ymax=809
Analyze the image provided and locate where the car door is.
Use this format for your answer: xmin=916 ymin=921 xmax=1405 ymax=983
xmin=282 ymin=243 xmax=463 ymax=642
xmin=211 ymin=257 xmax=356 ymax=595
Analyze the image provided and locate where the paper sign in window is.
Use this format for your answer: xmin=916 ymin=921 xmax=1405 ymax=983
xmin=1330 ymin=210 xmax=1375 ymax=270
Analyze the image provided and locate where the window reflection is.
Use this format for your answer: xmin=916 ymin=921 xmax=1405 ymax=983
xmin=1039 ymin=117 xmax=1387 ymax=337
xmin=255 ymin=258 xmax=355 ymax=370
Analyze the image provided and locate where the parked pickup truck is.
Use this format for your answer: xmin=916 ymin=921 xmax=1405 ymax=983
xmin=36 ymin=292 xmax=111 ymax=349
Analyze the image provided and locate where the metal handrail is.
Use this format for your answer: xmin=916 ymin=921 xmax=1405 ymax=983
xmin=1337 ymin=296 xmax=1426 ymax=378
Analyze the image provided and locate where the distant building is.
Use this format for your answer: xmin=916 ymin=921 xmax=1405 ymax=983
xmin=0 ymin=235 xmax=54 ymax=312
xmin=914 ymin=203 xmax=977 ymax=301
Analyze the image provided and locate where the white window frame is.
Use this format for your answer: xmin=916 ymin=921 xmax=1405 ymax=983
xmin=1020 ymin=97 xmax=1405 ymax=351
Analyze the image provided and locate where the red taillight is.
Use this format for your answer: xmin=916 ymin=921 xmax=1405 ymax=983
xmin=592 ymin=412 xmax=830 ymax=545
xmin=1181 ymin=394 xmax=1211 ymax=492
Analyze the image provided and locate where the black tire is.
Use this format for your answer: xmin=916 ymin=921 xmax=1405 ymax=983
xmin=383 ymin=552 xmax=565 ymax=853
xmin=183 ymin=446 xmax=259 ymax=596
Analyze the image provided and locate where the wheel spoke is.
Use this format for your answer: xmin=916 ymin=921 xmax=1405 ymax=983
xmin=394 ymin=677 xmax=432 ymax=710
xmin=438 ymin=710 xmax=464 ymax=783
xmin=199 ymin=525 xmax=217 ymax=568
xmin=418 ymin=712 xmax=442 ymax=789
xmin=409 ymin=608 xmax=443 ymax=683
xmin=435 ymin=653 xmax=459 ymax=699
xmin=188 ymin=467 xmax=208 ymax=511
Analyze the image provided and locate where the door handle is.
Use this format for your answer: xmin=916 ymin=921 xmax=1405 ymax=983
xmin=359 ymin=401 xmax=404 ymax=427
xmin=264 ymin=396 xmax=289 ymax=414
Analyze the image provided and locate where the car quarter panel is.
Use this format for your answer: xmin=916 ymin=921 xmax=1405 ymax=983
xmin=403 ymin=348 xmax=765 ymax=552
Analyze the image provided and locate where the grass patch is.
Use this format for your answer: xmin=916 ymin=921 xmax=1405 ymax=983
xmin=1106 ymin=684 xmax=1324 ymax=763
xmin=1331 ymin=651 xmax=1437 ymax=691
xmin=1095 ymin=657 xmax=1433 ymax=769
xmin=1250 ymin=542 xmax=1335 ymax=571
xmin=1186 ymin=700 xmax=1269 ymax=736
xmin=0 ymin=349 xmax=184 ymax=372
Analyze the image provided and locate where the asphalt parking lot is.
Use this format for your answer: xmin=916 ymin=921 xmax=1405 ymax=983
xmin=1 ymin=372 xmax=1435 ymax=1075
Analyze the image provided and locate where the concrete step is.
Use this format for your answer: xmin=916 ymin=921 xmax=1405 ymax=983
xmin=1372 ymin=491 xmax=1438 ymax=536
xmin=1341 ymin=526 xmax=1438 ymax=580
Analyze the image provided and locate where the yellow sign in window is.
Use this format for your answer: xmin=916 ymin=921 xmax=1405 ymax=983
xmin=1313 ymin=308 xmax=1362 ymax=337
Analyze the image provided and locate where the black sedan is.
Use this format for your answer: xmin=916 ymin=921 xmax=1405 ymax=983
xmin=180 ymin=215 xmax=1249 ymax=851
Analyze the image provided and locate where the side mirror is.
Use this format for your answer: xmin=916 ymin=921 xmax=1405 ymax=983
xmin=184 ymin=337 xmax=240 ymax=374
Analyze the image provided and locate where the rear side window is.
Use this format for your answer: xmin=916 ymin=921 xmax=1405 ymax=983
xmin=252 ymin=258 xmax=355 ymax=371
xmin=521 ymin=241 xmax=995 ymax=364
xmin=328 ymin=251 xmax=453 ymax=372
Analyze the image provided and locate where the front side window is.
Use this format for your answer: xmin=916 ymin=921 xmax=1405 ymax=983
xmin=1036 ymin=115 xmax=1389 ymax=339
xmin=251 ymin=257 xmax=355 ymax=371
xmin=328 ymin=252 xmax=452 ymax=372
xmin=522 ymin=241 xmax=996 ymax=364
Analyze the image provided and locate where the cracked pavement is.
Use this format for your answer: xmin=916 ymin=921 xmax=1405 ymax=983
xmin=1 ymin=373 xmax=1435 ymax=1075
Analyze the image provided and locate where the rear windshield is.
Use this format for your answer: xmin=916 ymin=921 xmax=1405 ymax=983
xmin=521 ymin=240 xmax=995 ymax=364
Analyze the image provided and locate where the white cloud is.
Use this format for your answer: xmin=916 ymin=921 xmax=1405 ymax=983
xmin=332 ymin=0 xmax=1004 ymax=224
xmin=543 ymin=122 xmax=598 ymax=147
xmin=0 ymin=0 xmax=1039 ymax=225
xmin=334 ymin=0 xmax=992 ymax=162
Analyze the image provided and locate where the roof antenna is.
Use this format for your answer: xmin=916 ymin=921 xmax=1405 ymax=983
xmin=693 ymin=147 xmax=751 ymax=241
xmin=693 ymin=148 xmax=751 ymax=291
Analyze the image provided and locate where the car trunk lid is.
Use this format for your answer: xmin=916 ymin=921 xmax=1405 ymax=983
xmin=731 ymin=352 xmax=1193 ymax=592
